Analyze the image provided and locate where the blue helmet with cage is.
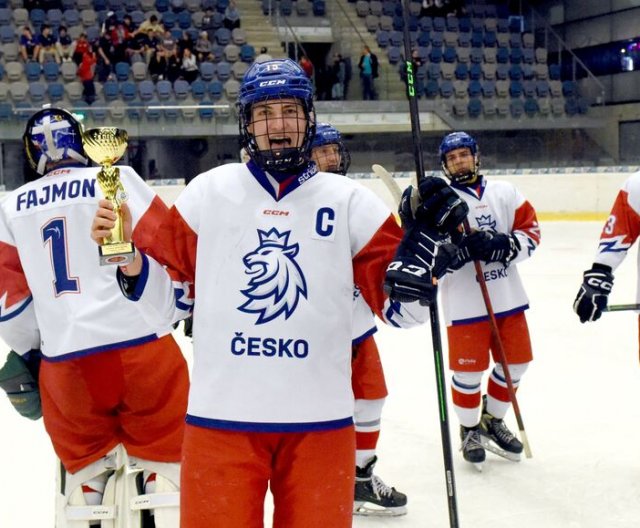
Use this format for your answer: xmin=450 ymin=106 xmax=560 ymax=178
xmin=311 ymin=122 xmax=351 ymax=175
xmin=438 ymin=131 xmax=480 ymax=185
xmin=238 ymin=59 xmax=316 ymax=173
xmin=23 ymin=106 xmax=88 ymax=176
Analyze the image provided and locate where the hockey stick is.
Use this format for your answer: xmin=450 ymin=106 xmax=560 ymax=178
xmin=399 ymin=2 xmax=459 ymax=526
xmin=463 ymin=221 xmax=533 ymax=459
xmin=372 ymin=164 xmax=403 ymax=205
xmin=604 ymin=303 xmax=640 ymax=312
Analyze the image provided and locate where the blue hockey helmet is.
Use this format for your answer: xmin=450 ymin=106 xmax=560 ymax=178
xmin=311 ymin=122 xmax=351 ymax=175
xmin=23 ymin=106 xmax=88 ymax=176
xmin=238 ymin=59 xmax=316 ymax=173
xmin=438 ymin=131 xmax=479 ymax=185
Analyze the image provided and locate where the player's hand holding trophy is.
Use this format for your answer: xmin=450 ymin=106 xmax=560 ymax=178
xmin=83 ymin=127 xmax=135 ymax=266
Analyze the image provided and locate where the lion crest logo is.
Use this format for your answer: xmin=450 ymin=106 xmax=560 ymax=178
xmin=238 ymin=228 xmax=308 ymax=324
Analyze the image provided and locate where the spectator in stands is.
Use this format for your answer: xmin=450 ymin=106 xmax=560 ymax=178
xmin=56 ymin=26 xmax=75 ymax=62
xmin=177 ymin=31 xmax=194 ymax=56
xmin=125 ymin=31 xmax=146 ymax=63
xmin=343 ymin=56 xmax=353 ymax=99
xmin=72 ymin=31 xmax=89 ymax=64
xmin=138 ymin=28 xmax=160 ymax=64
xmin=123 ymin=14 xmax=137 ymax=35
xmin=148 ymin=48 xmax=167 ymax=82
xmin=109 ymin=19 xmax=131 ymax=64
xmin=160 ymin=29 xmax=177 ymax=56
xmin=96 ymin=31 xmax=114 ymax=82
xmin=358 ymin=45 xmax=378 ymax=100
xmin=195 ymin=31 xmax=213 ymax=62
xmin=299 ymin=55 xmax=314 ymax=78
xmin=101 ymin=11 xmax=118 ymax=35
xmin=136 ymin=14 xmax=164 ymax=38
xmin=255 ymin=46 xmax=272 ymax=63
xmin=181 ymin=47 xmax=198 ymax=83
xmin=19 ymin=26 xmax=39 ymax=63
xmin=223 ymin=0 xmax=241 ymax=30
xmin=166 ymin=49 xmax=182 ymax=82
xmin=38 ymin=24 xmax=61 ymax=65
xmin=201 ymin=8 xmax=217 ymax=42
xmin=331 ymin=53 xmax=346 ymax=100
xmin=77 ymin=46 xmax=97 ymax=104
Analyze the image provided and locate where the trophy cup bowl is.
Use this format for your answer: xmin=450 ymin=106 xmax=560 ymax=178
xmin=83 ymin=127 xmax=135 ymax=266
xmin=83 ymin=127 xmax=128 ymax=167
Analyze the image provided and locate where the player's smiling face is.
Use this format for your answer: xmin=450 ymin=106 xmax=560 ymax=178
xmin=444 ymin=147 xmax=475 ymax=179
xmin=248 ymin=98 xmax=306 ymax=153
xmin=311 ymin=144 xmax=341 ymax=173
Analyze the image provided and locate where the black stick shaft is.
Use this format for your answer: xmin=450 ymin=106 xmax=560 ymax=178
xmin=401 ymin=1 xmax=459 ymax=526
xmin=604 ymin=304 xmax=640 ymax=312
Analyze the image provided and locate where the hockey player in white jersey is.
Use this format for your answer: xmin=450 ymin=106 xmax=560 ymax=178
xmin=426 ymin=131 xmax=541 ymax=467
xmin=311 ymin=122 xmax=407 ymax=516
xmin=91 ymin=59 xmax=468 ymax=527
xmin=573 ymin=171 xmax=640 ymax=325
xmin=0 ymin=107 xmax=188 ymax=527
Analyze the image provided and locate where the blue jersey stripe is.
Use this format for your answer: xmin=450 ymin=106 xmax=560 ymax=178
xmin=186 ymin=414 xmax=353 ymax=433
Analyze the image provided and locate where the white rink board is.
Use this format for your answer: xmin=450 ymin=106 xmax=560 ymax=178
xmin=150 ymin=168 xmax=633 ymax=217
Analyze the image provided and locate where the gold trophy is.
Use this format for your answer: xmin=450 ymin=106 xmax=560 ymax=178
xmin=83 ymin=127 xmax=135 ymax=266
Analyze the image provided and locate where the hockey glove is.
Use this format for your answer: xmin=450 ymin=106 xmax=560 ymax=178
xmin=573 ymin=264 xmax=614 ymax=323
xmin=0 ymin=350 xmax=42 ymax=420
xmin=384 ymin=225 xmax=460 ymax=305
xmin=457 ymin=230 xmax=520 ymax=265
xmin=399 ymin=178 xmax=469 ymax=238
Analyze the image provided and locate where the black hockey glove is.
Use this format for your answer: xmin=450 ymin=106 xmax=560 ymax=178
xmin=573 ymin=264 xmax=614 ymax=323
xmin=457 ymin=230 xmax=520 ymax=265
xmin=0 ymin=349 xmax=42 ymax=420
xmin=384 ymin=225 xmax=461 ymax=306
xmin=399 ymin=178 xmax=469 ymax=238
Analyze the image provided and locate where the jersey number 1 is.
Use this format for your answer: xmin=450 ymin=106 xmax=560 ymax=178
xmin=42 ymin=217 xmax=80 ymax=296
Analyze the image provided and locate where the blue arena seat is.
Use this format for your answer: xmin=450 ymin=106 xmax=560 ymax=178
xmin=156 ymin=79 xmax=173 ymax=100
xmin=120 ymin=81 xmax=137 ymax=101
xmin=47 ymin=82 xmax=64 ymax=102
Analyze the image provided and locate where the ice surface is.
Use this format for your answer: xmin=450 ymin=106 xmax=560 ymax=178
xmin=2 ymin=222 xmax=639 ymax=528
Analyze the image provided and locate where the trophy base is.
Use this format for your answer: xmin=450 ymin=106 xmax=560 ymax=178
xmin=99 ymin=242 xmax=135 ymax=266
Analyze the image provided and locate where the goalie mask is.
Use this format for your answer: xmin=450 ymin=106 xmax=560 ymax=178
xmin=439 ymin=131 xmax=480 ymax=185
xmin=311 ymin=122 xmax=351 ymax=175
xmin=23 ymin=107 xmax=89 ymax=176
xmin=238 ymin=59 xmax=316 ymax=174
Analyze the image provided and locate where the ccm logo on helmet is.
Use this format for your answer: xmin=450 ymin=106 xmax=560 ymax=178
xmin=258 ymin=79 xmax=287 ymax=87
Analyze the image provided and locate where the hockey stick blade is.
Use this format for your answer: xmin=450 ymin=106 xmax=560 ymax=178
xmin=604 ymin=304 xmax=640 ymax=312
xmin=372 ymin=164 xmax=403 ymax=206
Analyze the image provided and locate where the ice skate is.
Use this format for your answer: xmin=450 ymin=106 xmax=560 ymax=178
xmin=479 ymin=402 xmax=523 ymax=462
xmin=354 ymin=456 xmax=407 ymax=516
xmin=460 ymin=425 xmax=485 ymax=471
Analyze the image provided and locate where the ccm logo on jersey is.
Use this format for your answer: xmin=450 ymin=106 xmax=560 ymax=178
xmin=259 ymin=79 xmax=286 ymax=87
xmin=263 ymin=209 xmax=289 ymax=216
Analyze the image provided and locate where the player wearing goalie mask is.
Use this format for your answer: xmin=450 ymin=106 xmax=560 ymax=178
xmin=0 ymin=106 xmax=188 ymax=527
xmin=311 ymin=123 xmax=407 ymax=516
xmin=425 ymin=131 xmax=541 ymax=467
xmin=91 ymin=59 xmax=467 ymax=527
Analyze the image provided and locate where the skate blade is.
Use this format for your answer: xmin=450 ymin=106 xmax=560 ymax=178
xmin=479 ymin=436 xmax=522 ymax=462
xmin=353 ymin=501 xmax=407 ymax=517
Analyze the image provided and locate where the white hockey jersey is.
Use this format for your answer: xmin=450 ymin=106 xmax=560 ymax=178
xmin=0 ymin=166 xmax=174 ymax=359
xmin=439 ymin=177 xmax=541 ymax=325
xmin=593 ymin=171 xmax=640 ymax=302
xmin=130 ymin=161 xmax=427 ymax=432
